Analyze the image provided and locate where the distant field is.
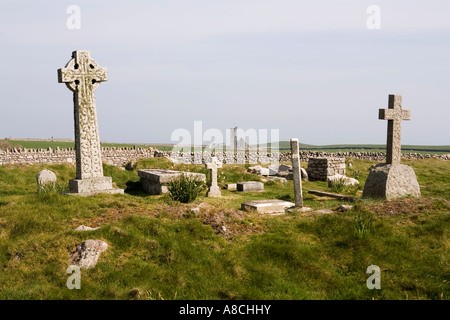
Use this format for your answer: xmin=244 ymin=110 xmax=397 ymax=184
xmin=3 ymin=140 xmax=450 ymax=155
xmin=264 ymin=142 xmax=450 ymax=155
xmin=4 ymin=140 xmax=173 ymax=151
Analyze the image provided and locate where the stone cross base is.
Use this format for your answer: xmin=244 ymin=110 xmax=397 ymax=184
xmin=362 ymin=164 xmax=421 ymax=200
xmin=66 ymin=176 xmax=124 ymax=196
xmin=207 ymin=185 xmax=222 ymax=197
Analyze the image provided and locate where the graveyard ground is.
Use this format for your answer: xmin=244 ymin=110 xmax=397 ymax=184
xmin=0 ymin=157 xmax=448 ymax=300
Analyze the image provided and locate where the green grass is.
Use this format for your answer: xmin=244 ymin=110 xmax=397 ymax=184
xmin=0 ymin=158 xmax=448 ymax=299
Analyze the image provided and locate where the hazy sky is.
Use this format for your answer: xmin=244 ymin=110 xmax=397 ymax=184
xmin=0 ymin=0 xmax=449 ymax=145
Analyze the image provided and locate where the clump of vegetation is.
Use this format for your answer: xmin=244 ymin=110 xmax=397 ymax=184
xmin=354 ymin=209 xmax=374 ymax=238
xmin=37 ymin=181 xmax=68 ymax=194
xmin=167 ymin=174 xmax=206 ymax=203
xmin=329 ymin=177 xmax=359 ymax=195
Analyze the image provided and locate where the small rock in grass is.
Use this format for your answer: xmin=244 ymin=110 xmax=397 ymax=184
xmin=338 ymin=205 xmax=354 ymax=212
xmin=70 ymin=239 xmax=108 ymax=269
xmin=75 ymin=225 xmax=100 ymax=232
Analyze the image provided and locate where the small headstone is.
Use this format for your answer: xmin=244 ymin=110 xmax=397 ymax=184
xmin=241 ymin=199 xmax=295 ymax=214
xmin=237 ymin=181 xmax=264 ymax=192
xmin=205 ymin=157 xmax=222 ymax=197
xmin=70 ymin=239 xmax=108 ymax=269
xmin=36 ymin=170 xmax=57 ymax=188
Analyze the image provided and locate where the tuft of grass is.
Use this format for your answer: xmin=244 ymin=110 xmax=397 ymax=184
xmin=354 ymin=209 xmax=374 ymax=238
xmin=37 ymin=181 xmax=69 ymax=194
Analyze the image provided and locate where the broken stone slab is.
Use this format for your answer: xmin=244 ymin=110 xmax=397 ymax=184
xmin=138 ymin=169 xmax=206 ymax=195
xmin=237 ymin=181 xmax=264 ymax=192
xmin=308 ymin=190 xmax=356 ymax=202
xmin=241 ymin=199 xmax=295 ymax=214
xmin=327 ymin=174 xmax=359 ymax=187
xmin=267 ymin=176 xmax=287 ymax=183
xmin=75 ymin=225 xmax=100 ymax=232
xmin=312 ymin=209 xmax=334 ymax=214
xmin=226 ymin=183 xmax=237 ymax=190
xmin=286 ymin=206 xmax=313 ymax=213
xmin=247 ymin=165 xmax=262 ymax=174
xmin=70 ymin=239 xmax=108 ymax=269
xmin=362 ymin=163 xmax=421 ymax=200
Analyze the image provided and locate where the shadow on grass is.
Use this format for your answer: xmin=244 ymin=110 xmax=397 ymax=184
xmin=124 ymin=180 xmax=147 ymax=197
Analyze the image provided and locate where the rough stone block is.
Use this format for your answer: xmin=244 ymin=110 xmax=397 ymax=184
xmin=237 ymin=181 xmax=264 ymax=192
xmin=362 ymin=163 xmax=421 ymax=200
xmin=241 ymin=199 xmax=295 ymax=214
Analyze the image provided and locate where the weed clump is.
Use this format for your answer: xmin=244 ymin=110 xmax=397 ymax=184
xmin=167 ymin=174 xmax=206 ymax=203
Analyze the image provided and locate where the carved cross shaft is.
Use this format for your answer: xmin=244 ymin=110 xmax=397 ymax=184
xmin=205 ymin=157 xmax=222 ymax=197
xmin=58 ymin=50 xmax=108 ymax=180
xmin=378 ymin=94 xmax=411 ymax=165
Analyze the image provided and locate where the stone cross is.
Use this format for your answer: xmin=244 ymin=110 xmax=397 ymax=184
xmin=379 ymin=94 xmax=411 ymax=165
xmin=290 ymin=138 xmax=303 ymax=207
xmin=58 ymin=50 xmax=107 ymax=180
xmin=58 ymin=50 xmax=123 ymax=195
xmin=205 ymin=156 xmax=222 ymax=197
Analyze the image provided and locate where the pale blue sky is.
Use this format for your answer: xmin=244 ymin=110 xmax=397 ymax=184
xmin=0 ymin=0 xmax=449 ymax=145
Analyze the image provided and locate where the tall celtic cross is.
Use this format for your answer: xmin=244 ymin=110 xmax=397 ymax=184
xmin=205 ymin=157 xmax=222 ymax=197
xmin=58 ymin=50 xmax=107 ymax=180
xmin=379 ymin=94 xmax=411 ymax=165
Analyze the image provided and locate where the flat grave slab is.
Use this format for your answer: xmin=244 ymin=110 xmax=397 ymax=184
xmin=237 ymin=181 xmax=264 ymax=192
xmin=138 ymin=169 xmax=206 ymax=195
xmin=241 ymin=199 xmax=295 ymax=214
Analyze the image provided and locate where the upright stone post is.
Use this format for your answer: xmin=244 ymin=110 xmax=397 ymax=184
xmin=363 ymin=94 xmax=420 ymax=200
xmin=290 ymin=138 xmax=303 ymax=207
xmin=205 ymin=156 xmax=222 ymax=197
xmin=58 ymin=50 xmax=124 ymax=195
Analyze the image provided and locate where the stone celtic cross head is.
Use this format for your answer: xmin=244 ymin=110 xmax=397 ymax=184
xmin=58 ymin=50 xmax=108 ymax=92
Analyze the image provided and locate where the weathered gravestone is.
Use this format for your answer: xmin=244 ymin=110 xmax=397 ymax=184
xmin=205 ymin=157 xmax=222 ymax=197
xmin=290 ymin=138 xmax=303 ymax=207
xmin=363 ymin=94 xmax=421 ymax=200
xmin=58 ymin=50 xmax=124 ymax=196
xmin=36 ymin=169 xmax=57 ymax=189
xmin=138 ymin=169 xmax=206 ymax=195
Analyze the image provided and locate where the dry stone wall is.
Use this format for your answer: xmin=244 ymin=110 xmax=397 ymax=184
xmin=0 ymin=148 xmax=449 ymax=167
